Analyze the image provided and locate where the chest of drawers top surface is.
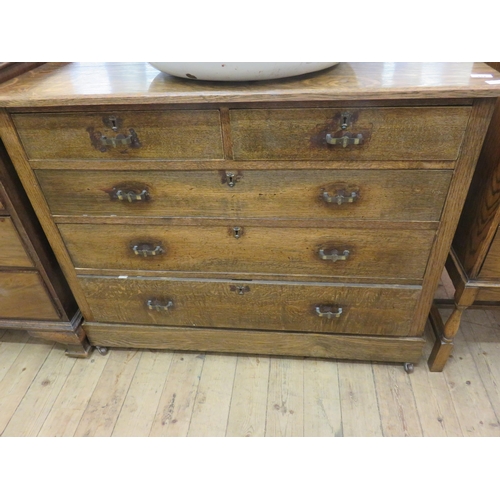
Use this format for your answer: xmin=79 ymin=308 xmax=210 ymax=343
xmin=0 ymin=62 xmax=500 ymax=107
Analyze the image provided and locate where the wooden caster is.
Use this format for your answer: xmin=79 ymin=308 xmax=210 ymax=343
xmin=404 ymin=362 xmax=414 ymax=374
xmin=95 ymin=346 xmax=109 ymax=355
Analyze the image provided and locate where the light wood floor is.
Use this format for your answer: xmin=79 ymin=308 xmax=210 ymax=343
xmin=1 ymin=276 xmax=500 ymax=437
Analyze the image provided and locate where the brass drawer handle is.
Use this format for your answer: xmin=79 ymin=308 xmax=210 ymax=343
xmin=325 ymin=132 xmax=364 ymax=148
xmin=319 ymin=249 xmax=350 ymax=262
xmin=88 ymin=127 xmax=141 ymax=152
xmin=112 ymin=189 xmax=149 ymax=202
xmin=323 ymin=188 xmax=359 ymax=205
xmin=132 ymin=244 xmax=164 ymax=257
xmin=315 ymin=305 xmax=343 ymax=318
xmin=146 ymin=299 xmax=173 ymax=312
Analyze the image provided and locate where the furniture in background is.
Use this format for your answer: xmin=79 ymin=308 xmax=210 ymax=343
xmin=429 ymin=62 xmax=500 ymax=371
xmin=0 ymin=62 xmax=499 ymax=370
xmin=0 ymin=63 xmax=88 ymax=357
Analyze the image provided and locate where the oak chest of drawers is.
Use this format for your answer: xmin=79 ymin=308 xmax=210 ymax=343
xmin=0 ymin=137 xmax=87 ymax=356
xmin=1 ymin=62 xmax=499 ymax=369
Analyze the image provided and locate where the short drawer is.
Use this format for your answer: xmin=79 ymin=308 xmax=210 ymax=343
xmin=60 ymin=223 xmax=435 ymax=281
xmin=12 ymin=110 xmax=223 ymax=160
xmin=0 ymin=271 xmax=59 ymax=320
xmin=230 ymin=107 xmax=471 ymax=161
xmin=0 ymin=217 xmax=33 ymax=267
xmin=479 ymin=226 xmax=500 ymax=280
xmin=79 ymin=276 xmax=420 ymax=336
xmin=37 ymin=169 xmax=452 ymax=221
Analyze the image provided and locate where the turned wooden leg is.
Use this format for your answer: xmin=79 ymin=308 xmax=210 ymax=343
xmin=428 ymin=286 xmax=478 ymax=372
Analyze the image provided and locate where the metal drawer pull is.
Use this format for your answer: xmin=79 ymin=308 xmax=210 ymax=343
xmin=325 ymin=132 xmax=363 ymax=148
xmin=146 ymin=299 xmax=173 ymax=312
xmin=132 ymin=244 xmax=164 ymax=257
xmin=315 ymin=305 xmax=343 ymax=319
xmin=100 ymin=129 xmax=140 ymax=148
xmin=319 ymin=249 xmax=350 ymax=262
xmin=323 ymin=188 xmax=359 ymax=205
xmin=115 ymin=189 xmax=149 ymax=202
xmin=87 ymin=127 xmax=141 ymax=152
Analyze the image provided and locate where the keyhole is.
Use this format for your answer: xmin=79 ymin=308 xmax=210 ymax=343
xmin=110 ymin=117 xmax=118 ymax=131
xmin=226 ymin=172 xmax=235 ymax=187
xmin=340 ymin=112 xmax=351 ymax=130
xmin=233 ymin=227 xmax=241 ymax=238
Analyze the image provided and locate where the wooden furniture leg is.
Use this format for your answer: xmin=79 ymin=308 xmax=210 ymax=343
xmin=428 ymin=285 xmax=478 ymax=371
xmin=26 ymin=313 xmax=91 ymax=358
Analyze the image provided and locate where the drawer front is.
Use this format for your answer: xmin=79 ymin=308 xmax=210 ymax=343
xmin=60 ymin=223 xmax=435 ymax=280
xmin=79 ymin=276 xmax=420 ymax=336
xmin=0 ymin=217 xmax=33 ymax=267
xmin=479 ymin=226 xmax=500 ymax=280
xmin=230 ymin=107 xmax=471 ymax=161
xmin=37 ymin=169 xmax=452 ymax=221
xmin=0 ymin=271 xmax=59 ymax=320
xmin=12 ymin=110 xmax=223 ymax=160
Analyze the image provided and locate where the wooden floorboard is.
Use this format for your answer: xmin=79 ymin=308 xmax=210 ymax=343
xmin=1 ymin=278 xmax=500 ymax=437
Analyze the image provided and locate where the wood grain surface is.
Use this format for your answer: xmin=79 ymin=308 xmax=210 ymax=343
xmin=36 ymin=168 xmax=452 ymax=221
xmin=1 ymin=62 xmax=500 ymax=107
xmin=12 ymin=110 xmax=223 ymax=160
xmin=0 ymin=217 xmax=33 ymax=267
xmin=78 ymin=276 xmax=420 ymax=336
xmin=58 ymin=223 xmax=435 ymax=281
xmin=0 ymin=271 xmax=59 ymax=320
xmin=230 ymin=107 xmax=470 ymax=161
xmin=83 ymin=322 xmax=425 ymax=363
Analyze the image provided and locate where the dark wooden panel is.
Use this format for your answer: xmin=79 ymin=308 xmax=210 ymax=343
xmin=84 ymin=322 xmax=425 ymax=363
xmin=478 ymin=226 xmax=500 ymax=279
xmin=36 ymin=169 xmax=453 ymax=221
xmin=12 ymin=110 xmax=224 ymax=160
xmin=0 ymin=216 xmax=33 ymax=267
xmin=0 ymin=271 xmax=59 ymax=320
xmin=79 ymin=276 xmax=421 ymax=336
xmin=59 ymin=223 xmax=435 ymax=280
xmin=230 ymin=107 xmax=471 ymax=161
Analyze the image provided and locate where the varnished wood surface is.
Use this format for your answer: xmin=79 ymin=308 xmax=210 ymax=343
xmin=453 ymin=98 xmax=500 ymax=277
xmin=79 ymin=276 xmax=420 ymax=336
xmin=1 ymin=62 xmax=500 ymax=107
xmin=0 ymin=135 xmax=79 ymax=319
xmin=230 ymin=107 xmax=470 ymax=161
xmin=84 ymin=323 xmax=424 ymax=362
xmin=478 ymin=226 xmax=500 ymax=279
xmin=0 ymin=110 xmax=94 ymax=320
xmin=36 ymin=168 xmax=452 ymax=221
xmin=13 ymin=110 xmax=223 ymax=160
xmin=0 ymin=271 xmax=59 ymax=320
xmin=410 ymin=99 xmax=497 ymax=335
xmin=0 ymin=217 xmax=33 ymax=267
xmin=59 ymin=223 xmax=435 ymax=281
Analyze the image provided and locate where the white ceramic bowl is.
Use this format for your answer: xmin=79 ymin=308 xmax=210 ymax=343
xmin=148 ymin=62 xmax=339 ymax=81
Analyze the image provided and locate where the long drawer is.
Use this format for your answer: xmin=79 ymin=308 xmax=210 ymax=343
xmin=0 ymin=271 xmax=59 ymax=320
xmin=12 ymin=110 xmax=224 ymax=160
xmin=230 ymin=107 xmax=471 ymax=161
xmin=0 ymin=217 xmax=33 ymax=267
xmin=60 ymin=223 xmax=435 ymax=280
xmin=79 ymin=276 xmax=420 ymax=336
xmin=36 ymin=169 xmax=452 ymax=221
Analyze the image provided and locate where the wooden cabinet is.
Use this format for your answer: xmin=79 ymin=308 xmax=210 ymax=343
xmin=1 ymin=62 xmax=499 ymax=368
xmin=429 ymin=62 xmax=500 ymax=371
xmin=0 ymin=138 xmax=88 ymax=356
